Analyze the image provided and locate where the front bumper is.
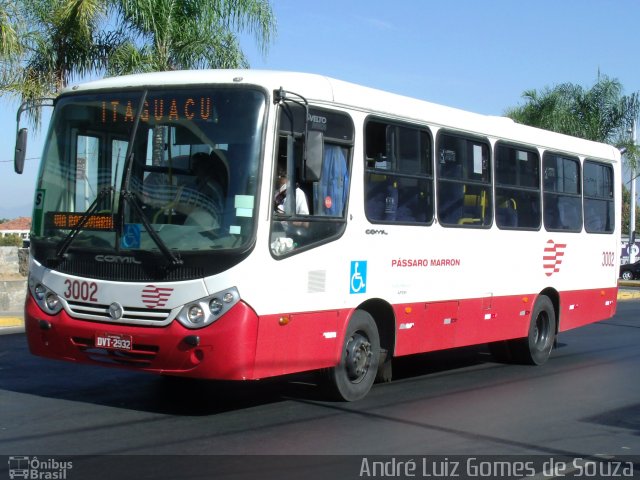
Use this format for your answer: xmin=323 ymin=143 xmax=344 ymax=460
xmin=24 ymin=293 xmax=260 ymax=380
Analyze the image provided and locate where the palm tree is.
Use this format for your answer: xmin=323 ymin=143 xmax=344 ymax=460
xmin=505 ymin=74 xmax=640 ymax=166
xmin=0 ymin=0 xmax=117 ymax=127
xmin=0 ymin=0 xmax=26 ymax=92
xmin=108 ymin=0 xmax=276 ymax=74
xmin=506 ymin=74 xmax=640 ymax=237
xmin=1 ymin=0 xmax=276 ymax=126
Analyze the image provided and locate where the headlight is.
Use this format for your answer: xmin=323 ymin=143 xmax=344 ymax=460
xmin=176 ymin=287 xmax=240 ymax=329
xmin=45 ymin=293 xmax=60 ymax=311
xmin=209 ymin=298 xmax=223 ymax=316
xmin=188 ymin=305 xmax=205 ymax=324
xmin=29 ymin=281 xmax=63 ymax=315
xmin=34 ymin=284 xmax=46 ymax=300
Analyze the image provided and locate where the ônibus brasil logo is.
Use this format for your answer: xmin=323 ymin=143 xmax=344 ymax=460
xmin=8 ymin=456 xmax=73 ymax=479
xmin=543 ymin=240 xmax=567 ymax=277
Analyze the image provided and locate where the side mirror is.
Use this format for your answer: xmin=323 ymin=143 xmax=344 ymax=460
xmin=14 ymin=128 xmax=27 ymax=174
xmin=304 ymin=130 xmax=324 ymax=181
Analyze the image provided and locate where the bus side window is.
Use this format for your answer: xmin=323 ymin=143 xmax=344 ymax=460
xmin=364 ymin=119 xmax=433 ymax=225
xmin=436 ymin=133 xmax=491 ymax=227
xmin=583 ymin=160 xmax=614 ymax=233
xmin=543 ymin=153 xmax=582 ymax=232
xmin=270 ymin=106 xmax=355 ymax=257
xmin=495 ymin=143 xmax=541 ymax=230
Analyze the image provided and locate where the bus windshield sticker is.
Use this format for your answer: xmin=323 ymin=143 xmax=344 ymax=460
xmin=121 ymin=223 xmax=141 ymax=249
xmin=473 ymin=145 xmax=483 ymax=174
xmin=235 ymin=195 xmax=254 ymax=217
xmin=33 ymin=188 xmax=45 ymax=236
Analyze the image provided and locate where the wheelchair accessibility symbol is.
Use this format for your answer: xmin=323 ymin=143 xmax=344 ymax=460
xmin=350 ymin=260 xmax=367 ymax=294
xmin=121 ymin=223 xmax=141 ymax=249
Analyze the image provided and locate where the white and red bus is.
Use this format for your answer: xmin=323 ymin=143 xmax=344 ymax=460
xmin=15 ymin=70 xmax=620 ymax=401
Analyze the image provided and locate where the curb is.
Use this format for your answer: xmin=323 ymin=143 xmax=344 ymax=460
xmin=0 ymin=316 xmax=24 ymax=334
xmin=0 ymin=316 xmax=23 ymax=328
xmin=618 ymin=290 xmax=640 ymax=300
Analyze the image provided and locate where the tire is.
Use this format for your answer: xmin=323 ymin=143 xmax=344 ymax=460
xmin=622 ymin=271 xmax=634 ymax=280
xmin=327 ymin=310 xmax=380 ymax=401
xmin=511 ymin=295 xmax=556 ymax=365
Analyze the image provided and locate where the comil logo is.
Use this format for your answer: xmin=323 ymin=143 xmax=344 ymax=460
xmin=543 ymin=240 xmax=567 ymax=277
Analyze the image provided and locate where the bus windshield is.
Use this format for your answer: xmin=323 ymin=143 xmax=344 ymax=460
xmin=32 ymin=88 xmax=266 ymax=257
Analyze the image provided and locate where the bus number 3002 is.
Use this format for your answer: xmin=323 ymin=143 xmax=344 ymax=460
xmin=63 ymin=279 xmax=98 ymax=302
xmin=602 ymin=251 xmax=615 ymax=267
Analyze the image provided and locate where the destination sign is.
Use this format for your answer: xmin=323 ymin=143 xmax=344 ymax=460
xmin=101 ymin=96 xmax=214 ymax=123
xmin=47 ymin=212 xmax=114 ymax=230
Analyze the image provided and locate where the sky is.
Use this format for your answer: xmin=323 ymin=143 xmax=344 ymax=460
xmin=1 ymin=0 xmax=639 ymax=218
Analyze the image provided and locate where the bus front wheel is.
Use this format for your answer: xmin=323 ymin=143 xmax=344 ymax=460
xmin=513 ymin=295 xmax=556 ymax=365
xmin=327 ymin=310 xmax=380 ymax=401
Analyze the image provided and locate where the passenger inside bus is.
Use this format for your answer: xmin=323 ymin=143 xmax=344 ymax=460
xmin=274 ymin=169 xmax=309 ymax=215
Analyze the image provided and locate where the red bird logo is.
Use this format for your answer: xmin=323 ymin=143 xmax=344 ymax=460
xmin=141 ymin=285 xmax=173 ymax=308
xmin=543 ymin=240 xmax=567 ymax=277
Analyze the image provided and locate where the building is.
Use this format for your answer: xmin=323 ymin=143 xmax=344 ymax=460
xmin=0 ymin=217 xmax=31 ymax=246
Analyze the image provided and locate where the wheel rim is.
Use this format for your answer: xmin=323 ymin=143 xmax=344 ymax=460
xmin=623 ymin=272 xmax=632 ymax=280
xmin=345 ymin=332 xmax=373 ymax=383
xmin=533 ymin=311 xmax=550 ymax=350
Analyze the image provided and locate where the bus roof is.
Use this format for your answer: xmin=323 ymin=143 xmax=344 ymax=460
xmin=63 ymin=69 xmax=619 ymax=161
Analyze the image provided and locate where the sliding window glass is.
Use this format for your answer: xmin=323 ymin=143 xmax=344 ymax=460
xmin=495 ymin=143 xmax=541 ymax=229
xmin=583 ymin=160 xmax=614 ymax=233
xmin=437 ymin=133 xmax=492 ymax=227
xmin=543 ymin=152 xmax=582 ymax=232
xmin=364 ymin=119 xmax=433 ymax=224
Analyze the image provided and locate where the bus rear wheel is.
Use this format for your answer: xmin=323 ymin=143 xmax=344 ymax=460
xmin=327 ymin=310 xmax=380 ymax=401
xmin=512 ymin=295 xmax=556 ymax=365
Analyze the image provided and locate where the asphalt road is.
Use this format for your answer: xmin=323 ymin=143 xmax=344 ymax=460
xmin=1 ymin=302 xmax=640 ymax=478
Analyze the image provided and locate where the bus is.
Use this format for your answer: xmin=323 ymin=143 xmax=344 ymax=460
xmin=14 ymin=70 xmax=620 ymax=401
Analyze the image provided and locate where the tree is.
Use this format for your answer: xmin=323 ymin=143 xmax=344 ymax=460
xmin=0 ymin=0 xmax=26 ymax=92
xmin=1 ymin=0 xmax=276 ymax=125
xmin=1 ymin=0 xmax=117 ymax=127
xmin=108 ymin=0 xmax=276 ymax=74
xmin=506 ymin=74 xmax=640 ymax=240
xmin=622 ymin=183 xmax=640 ymax=236
xmin=506 ymin=74 xmax=640 ymax=167
xmin=0 ymin=233 xmax=23 ymax=246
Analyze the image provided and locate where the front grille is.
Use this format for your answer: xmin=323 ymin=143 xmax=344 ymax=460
xmin=44 ymin=257 xmax=204 ymax=282
xmin=66 ymin=300 xmax=173 ymax=326
xmin=71 ymin=337 xmax=159 ymax=367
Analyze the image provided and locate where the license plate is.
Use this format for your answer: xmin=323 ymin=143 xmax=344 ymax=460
xmin=95 ymin=333 xmax=132 ymax=351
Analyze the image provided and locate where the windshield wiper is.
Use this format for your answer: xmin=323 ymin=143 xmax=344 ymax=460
xmin=55 ymin=186 xmax=182 ymax=266
xmin=56 ymin=187 xmax=114 ymax=261
xmin=121 ymin=190 xmax=183 ymax=266
xmin=112 ymin=89 xmax=182 ymax=266
xmin=115 ymin=89 xmax=146 ymax=250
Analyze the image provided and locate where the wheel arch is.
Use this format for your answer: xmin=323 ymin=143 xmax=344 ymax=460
xmin=356 ymin=298 xmax=396 ymax=359
xmin=538 ymin=287 xmax=560 ymax=334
